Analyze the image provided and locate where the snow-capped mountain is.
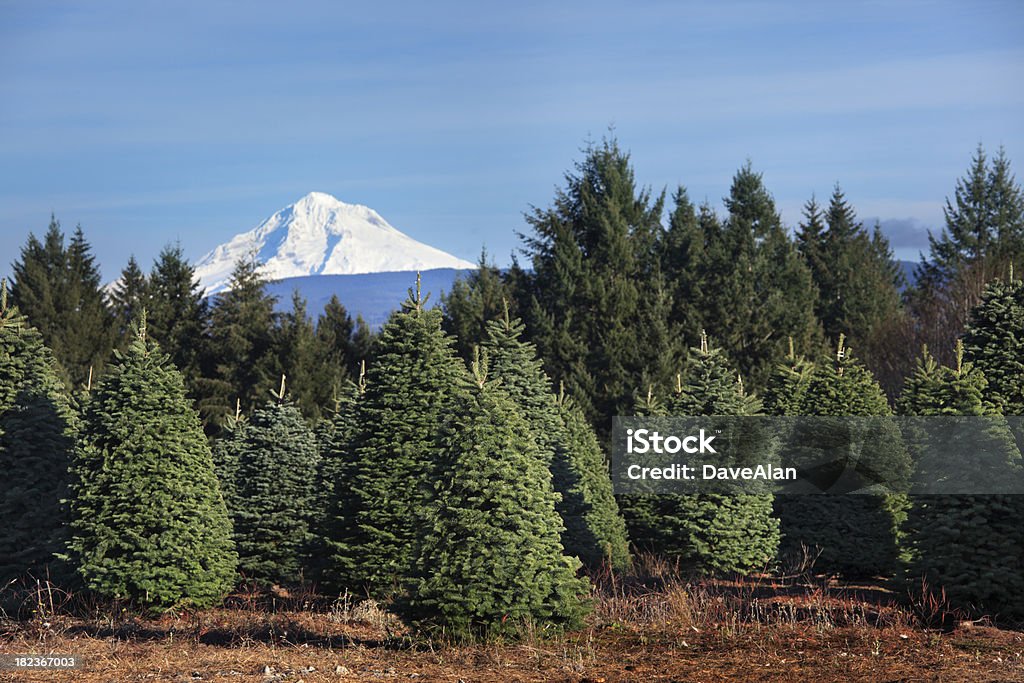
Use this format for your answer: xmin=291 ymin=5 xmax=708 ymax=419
xmin=194 ymin=192 xmax=476 ymax=294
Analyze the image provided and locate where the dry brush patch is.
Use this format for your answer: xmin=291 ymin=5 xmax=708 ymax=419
xmin=1 ymin=573 xmax=1022 ymax=682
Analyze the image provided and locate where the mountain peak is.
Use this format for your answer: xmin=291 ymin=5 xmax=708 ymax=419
xmin=194 ymin=194 xmax=475 ymax=294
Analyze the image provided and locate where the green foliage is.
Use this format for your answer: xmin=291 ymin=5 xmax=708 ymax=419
xmin=775 ymin=337 xmax=911 ymax=578
xmin=0 ymin=283 xmax=77 ymax=584
xmin=897 ymin=344 xmax=1024 ymax=618
xmin=622 ymin=334 xmax=779 ymax=575
xmin=273 ymin=292 xmax=321 ymax=420
xmin=797 ymin=188 xmax=903 ymax=347
xmin=518 ymin=136 xmax=684 ymax=432
xmin=398 ymin=364 xmax=590 ymax=640
xmin=918 ymin=145 xmax=1024 ymax=290
xmin=108 ymin=256 xmax=149 ymax=342
xmin=67 ymin=320 xmax=237 ymax=609
xmin=201 ymin=256 xmax=279 ymax=427
xmin=10 ymin=219 xmax=115 ymax=389
xmin=697 ymin=164 xmax=823 ymax=389
xmin=442 ymin=249 xmax=513 ymax=361
xmin=483 ymin=310 xmax=629 ymax=570
xmin=962 ymin=275 xmax=1024 ymax=416
xmin=324 ymin=278 xmax=467 ymax=594
xmin=217 ymin=392 xmax=321 ymax=585
xmin=312 ymin=295 xmax=356 ymax=409
xmin=762 ymin=338 xmax=815 ymax=416
xmin=145 ymin=244 xmax=209 ymax=390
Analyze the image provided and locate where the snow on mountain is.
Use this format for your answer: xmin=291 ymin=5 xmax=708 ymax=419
xmin=194 ymin=192 xmax=476 ymax=294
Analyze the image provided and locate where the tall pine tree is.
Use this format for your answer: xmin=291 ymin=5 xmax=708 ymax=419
xmin=109 ymin=256 xmax=149 ymax=342
xmin=146 ymin=244 xmax=209 ymax=391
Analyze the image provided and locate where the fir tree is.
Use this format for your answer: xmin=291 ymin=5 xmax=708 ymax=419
xmin=897 ymin=343 xmax=1024 ymax=618
xmin=442 ymin=249 xmax=511 ymax=361
xmin=518 ymin=135 xmax=684 ymax=432
xmin=67 ymin=316 xmax=236 ymax=608
xmin=397 ymin=356 xmax=590 ymax=640
xmin=108 ymin=256 xmax=149 ymax=342
xmin=146 ymin=244 xmax=209 ymax=390
xmin=699 ymin=164 xmax=823 ymax=389
xmin=483 ymin=307 xmax=629 ymax=569
xmin=218 ymin=377 xmax=321 ymax=585
xmin=325 ymin=276 xmax=467 ymax=594
xmin=11 ymin=220 xmax=114 ymax=388
xmin=201 ymin=256 xmax=278 ymax=427
xmin=762 ymin=338 xmax=815 ymax=416
xmin=622 ymin=333 xmax=779 ymax=575
xmin=775 ymin=336 xmax=912 ymax=578
xmin=961 ymin=273 xmax=1024 ymax=416
xmin=918 ymin=145 xmax=1024 ymax=289
xmin=0 ymin=281 xmax=77 ymax=584
xmin=311 ymin=366 xmax=364 ymax=589
xmin=313 ymin=294 xmax=355 ymax=406
xmin=798 ymin=187 xmax=903 ymax=347
xmin=274 ymin=292 xmax=320 ymax=420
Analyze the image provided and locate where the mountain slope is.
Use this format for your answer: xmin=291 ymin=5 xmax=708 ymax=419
xmin=194 ymin=192 xmax=475 ymax=294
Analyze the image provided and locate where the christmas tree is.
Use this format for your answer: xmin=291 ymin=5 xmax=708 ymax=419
xmin=483 ymin=307 xmax=629 ymax=570
xmin=398 ymin=354 xmax=590 ymax=640
xmin=0 ymin=280 xmax=77 ymax=584
xmin=775 ymin=336 xmax=911 ymax=578
xmin=217 ymin=377 xmax=321 ymax=585
xmin=67 ymin=315 xmax=237 ymax=608
xmin=325 ymin=275 xmax=467 ymax=594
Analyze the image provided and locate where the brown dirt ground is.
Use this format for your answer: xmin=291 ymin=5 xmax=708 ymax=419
xmin=2 ymin=576 xmax=1022 ymax=682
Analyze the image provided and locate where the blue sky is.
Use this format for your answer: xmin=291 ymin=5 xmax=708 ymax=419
xmin=2 ymin=0 xmax=1022 ymax=281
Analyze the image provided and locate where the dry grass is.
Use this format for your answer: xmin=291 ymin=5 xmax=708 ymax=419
xmin=1 ymin=564 xmax=1022 ymax=682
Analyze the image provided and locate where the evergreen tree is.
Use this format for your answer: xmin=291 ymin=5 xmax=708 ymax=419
xmin=274 ymin=292 xmax=320 ymax=420
xmin=313 ymin=294 xmax=355 ymax=406
xmin=897 ymin=344 xmax=1024 ymax=618
xmin=325 ymin=276 xmax=467 ymax=594
xmin=312 ymin=366 xmax=364 ymax=589
xmin=483 ymin=308 xmax=629 ymax=569
xmin=798 ymin=187 xmax=903 ymax=346
xmin=775 ymin=336 xmax=911 ymax=578
xmin=350 ymin=315 xmax=376 ymax=365
xmin=762 ymin=338 xmax=815 ymax=417
xmin=622 ymin=333 xmax=779 ymax=575
xmin=67 ymin=317 xmax=236 ymax=609
xmin=699 ymin=164 xmax=823 ymax=389
xmin=10 ymin=220 xmax=114 ymax=388
xmin=201 ymin=256 xmax=278 ymax=427
xmin=398 ymin=357 xmax=590 ymax=640
xmin=918 ymin=145 xmax=1024 ymax=290
xmin=442 ymin=249 xmax=511 ymax=361
xmin=218 ymin=379 xmax=320 ymax=585
xmin=146 ymin=244 xmax=209 ymax=390
xmin=518 ymin=136 xmax=684 ymax=432
xmin=961 ymin=273 xmax=1024 ymax=416
xmin=108 ymin=256 xmax=149 ymax=341
xmin=0 ymin=281 xmax=77 ymax=584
